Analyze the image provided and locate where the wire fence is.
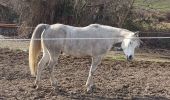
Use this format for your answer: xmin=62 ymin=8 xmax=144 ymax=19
xmin=0 ymin=37 xmax=170 ymax=41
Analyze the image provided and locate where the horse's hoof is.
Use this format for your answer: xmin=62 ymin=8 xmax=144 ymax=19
xmin=51 ymin=82 xmax=58 ymax=90
xmin=52 ymin=86 xmax=58 ymax=91
xmin=32 ymin=85 xmax=39 ymax=90
xmin=32 ymin=85 xmax=37 ymax=89
xmin=86 ymin=87 xmax=92 ymax=93
xmin=51 ymin=83 xmax=57 ymax=88
xmin=35 ymin=85 xmax=40 ymax=90
xmin=51 ymin=82 xmax=57 ymax=87
xmin=32 ymin=84 xmax=40 ymax=90
xmin=86 ymin=85 xmax=95 ymax=93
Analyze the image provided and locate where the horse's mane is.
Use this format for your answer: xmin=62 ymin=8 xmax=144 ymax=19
xmin=132 ymin=33 xmax=141 ymax=47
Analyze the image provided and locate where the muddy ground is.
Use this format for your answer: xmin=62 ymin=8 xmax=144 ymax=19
xmin=0 ymin=48 xmax=170 ymax=100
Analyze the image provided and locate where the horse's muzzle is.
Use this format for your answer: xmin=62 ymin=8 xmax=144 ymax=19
xmin=127 ymin=55 xmax=133 ymax=61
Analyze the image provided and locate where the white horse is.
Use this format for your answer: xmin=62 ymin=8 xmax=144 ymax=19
xmin=29 ymin=23 xmax=140 ymax=92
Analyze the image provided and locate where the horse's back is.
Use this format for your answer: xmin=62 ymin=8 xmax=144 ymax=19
xmin=63 ymin=24 xmax=114 ymax=56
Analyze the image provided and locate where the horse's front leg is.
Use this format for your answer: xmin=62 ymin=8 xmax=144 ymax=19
xmin=86 ymin=56 xmax=102 ymax=92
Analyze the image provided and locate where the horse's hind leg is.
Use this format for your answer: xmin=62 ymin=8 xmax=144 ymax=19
xmin=34 ymin=51 xmax=50 ymax=89
xmin=48 ymin=51 xmax=60 ymax=89
xmin=86 ymin=56 xmax=102 ymax=92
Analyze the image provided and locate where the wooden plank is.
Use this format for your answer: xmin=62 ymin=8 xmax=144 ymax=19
xmin=0 ymin=23 xmax=17 ymax=28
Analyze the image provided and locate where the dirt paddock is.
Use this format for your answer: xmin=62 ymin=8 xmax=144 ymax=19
xmin=0 ymin=48 xmax=170 ymax=100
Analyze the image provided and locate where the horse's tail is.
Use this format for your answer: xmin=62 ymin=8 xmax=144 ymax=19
xmin=29 ymin=24 xmax=49 ymax=76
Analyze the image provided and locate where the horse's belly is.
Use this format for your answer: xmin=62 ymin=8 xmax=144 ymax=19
xmin=63 ymin=40 xmax=92 ymax=56
xmin=63 ymin=48 xmax=91 ymax=57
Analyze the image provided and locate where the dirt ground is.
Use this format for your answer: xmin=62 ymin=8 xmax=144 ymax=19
xmin=0 ymin=47 xmax=170 ymax=100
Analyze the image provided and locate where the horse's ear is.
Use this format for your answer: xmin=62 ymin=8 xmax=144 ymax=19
xmin=134 ymin=31 xmax=139 ymax=37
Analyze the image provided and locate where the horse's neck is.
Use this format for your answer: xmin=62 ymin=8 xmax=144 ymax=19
xmin=112 ymin=29 xmax=133 ymax=44
xmin=117 ymin=38 xmax=124 ymax=43
xmin=120 ymin=29 xmax=133 ymax=38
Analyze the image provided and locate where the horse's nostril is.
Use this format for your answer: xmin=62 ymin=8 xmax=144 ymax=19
xmin=129 ymin=55 xmax=132 ymax=60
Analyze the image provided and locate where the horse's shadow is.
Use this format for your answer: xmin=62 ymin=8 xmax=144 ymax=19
xmin=53 ymin=88 xmax=117 ymax=100
xmin=132 ymin=96 xmax=170 ymax=100
xmin=50 ymin=88 xmax=170 ymax=100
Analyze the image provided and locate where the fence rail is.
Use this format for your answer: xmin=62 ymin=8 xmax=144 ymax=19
xmin=0 ymin=23 xmax=18 ymax=28
xmin=0 ymin=23 xmax=170 ymax=37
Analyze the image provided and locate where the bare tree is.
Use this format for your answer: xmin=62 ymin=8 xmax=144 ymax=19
xmin=1 ymin=0 xmax=137 ymax=36
xmin=117 ymin=0 xmax=135 ymax=27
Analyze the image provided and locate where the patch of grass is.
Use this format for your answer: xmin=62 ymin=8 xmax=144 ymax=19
xmin=134 ymin=0 xmax=170 ymax=12
xmin=16 ymin=49 xmax=22 ymax=51
xmin=155 ymin=22 xmax=170 ymax=31
xmin=106 ymin=55 xmax=126 ymax=61
xmin=140 ymin=22 xmax=170 ymax=31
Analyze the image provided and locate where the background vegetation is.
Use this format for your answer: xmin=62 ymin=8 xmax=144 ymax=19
xmin=0 ymin=0 xmax=170 ymax=49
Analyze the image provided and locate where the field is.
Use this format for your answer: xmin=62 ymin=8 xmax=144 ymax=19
xmin=0 ymin=41 xmax=170 ymax=99
xmin=135 ymin=0 xmax=170 ymax=12
xmin=1 ymin=0 xmax=170 ymax=99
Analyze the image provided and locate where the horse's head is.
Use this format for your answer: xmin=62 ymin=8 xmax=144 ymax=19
xmin=121 ymin=31 xmax=141 ymax=61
